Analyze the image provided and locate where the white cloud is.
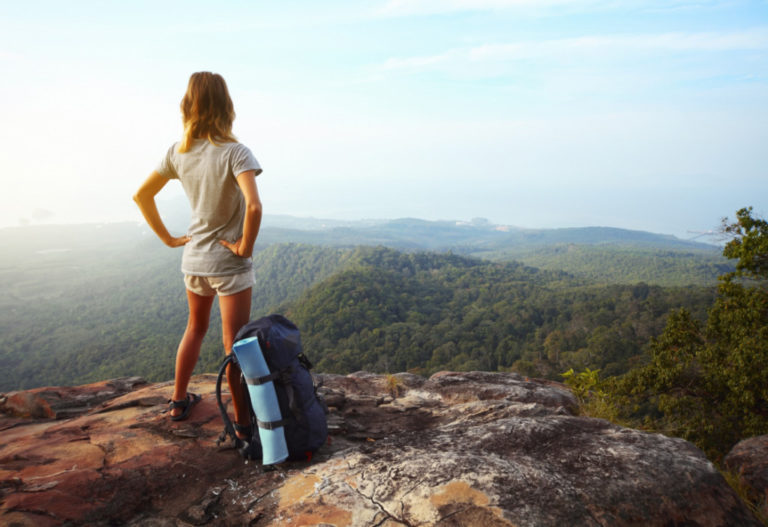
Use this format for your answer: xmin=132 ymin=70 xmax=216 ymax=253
xmin=0 ymin=49 xmax=22 ymax=61
xmin=377 ymin=0 xmax=599 ymax=16
xmin=375 ymin=0 xmax=726 ymax=17
xmin=376 ymin=28 xmax=768 ymax=74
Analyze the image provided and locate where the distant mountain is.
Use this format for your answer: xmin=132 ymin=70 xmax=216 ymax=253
xmin=0 ymin=241 xmax=716 ymax=391
xmin=0 ymin=212 xmax=729 ymax=290
xmin=261 ymin=216 xmax=720 ymax=252
xmin=0 ymin=215 xmax=731 ymax=390
xmin=245 ymin=212 xmax=731 ymax=286
xmin=263 ymin=214 xmax=730 ymax=287
xmin=149 ymin=195 xmax=720 ymax=251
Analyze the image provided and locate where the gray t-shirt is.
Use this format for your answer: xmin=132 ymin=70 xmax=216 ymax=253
xmin=157 ymin=139 xmax=262 ymax=276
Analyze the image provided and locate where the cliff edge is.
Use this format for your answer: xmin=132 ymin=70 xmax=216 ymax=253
xmin=0 ymin=371 xmax=762 ymax=526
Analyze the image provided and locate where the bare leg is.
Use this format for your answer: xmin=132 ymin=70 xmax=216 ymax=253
xmin=219 ymin=287 xmax=252 ymax=434
xmin=171 ymin=289 xmax=214 ymax=416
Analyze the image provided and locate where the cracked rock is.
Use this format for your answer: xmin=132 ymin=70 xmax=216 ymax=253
xmin=0 ymin=371 xmax=762 ymax=526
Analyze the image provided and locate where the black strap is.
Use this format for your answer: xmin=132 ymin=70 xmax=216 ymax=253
xmin=257 ymin=417 xmax=291 ymax=430
xmin=276 ymin=368 xmax=306 ymax=424
xmin=244 ymin=366 xmax=303 ymax=421
xmin=298 ymin=353 xmax=313 ymax=370
xmin=233 ymin=421 xmax=253 ymax=438
xmin=240 ymin=364 xmax=305 ymax=428
xmin=215 ymin=354 xmax=238 ymax=445
xmin=244 ymin=371 xmax=281 ymax=386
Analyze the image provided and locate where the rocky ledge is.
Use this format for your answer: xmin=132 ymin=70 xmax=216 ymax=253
xmin=0 ymin=371 xmax=763 ymax=526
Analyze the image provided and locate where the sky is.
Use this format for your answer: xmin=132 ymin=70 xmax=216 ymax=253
xmin=1 ymin=0 xmax=766 ymax=239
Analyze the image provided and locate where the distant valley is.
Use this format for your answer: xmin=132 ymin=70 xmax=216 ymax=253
xmin=0 ymin=215 xmax=727 ymax=391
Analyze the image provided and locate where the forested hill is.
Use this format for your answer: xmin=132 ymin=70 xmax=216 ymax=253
xmin=263 ymin=215 xmax=711 ymax=250
xmin=1 ymin=217 xmax=721 ymax=296
xmin=489 ymin=244 xmax=731 ymax=286
xmin=0 ymin=220 xmax=722 ymax=391
xmin=3 ymin=216 xmax=730 ymax=287
xmin=1 ymin=236 xmax=715 ymax=391
xmin=284 ymin=247 xmax=714 ymax=378
xmin=276 ymin=218 xmax=733 ymax=285
xmin=0 ymin=241 xmax=350 ymax=391
xmin=262 ymin=216 xmax=730 ymax=286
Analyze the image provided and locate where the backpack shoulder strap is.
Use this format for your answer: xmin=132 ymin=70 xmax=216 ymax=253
xmin=215 ymin=354 xmax=238 ymax=446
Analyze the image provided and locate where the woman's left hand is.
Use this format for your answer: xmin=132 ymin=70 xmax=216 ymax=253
xmin=219 ymin=237 xmax=249 ymax=257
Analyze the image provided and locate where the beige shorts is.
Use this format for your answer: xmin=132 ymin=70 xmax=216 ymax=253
xmin=184 ymin=270 xmax=255 ymax=297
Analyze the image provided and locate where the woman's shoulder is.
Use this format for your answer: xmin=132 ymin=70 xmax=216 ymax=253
xmin=224 ymin=142 xmax=261 ymax=175
xmin=222 ymin=141 xmax=253 ymax=154
xmin=165 ymin=141 xmax=182 ymax=154
xmin=160 ymin=141 xmax=182 ymax=163
xmin=223 ymin=141 xmax=258 ymax=161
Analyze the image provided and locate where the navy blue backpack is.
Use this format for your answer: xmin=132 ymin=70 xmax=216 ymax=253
xmin=215 ymin=314 xmax=328 ymax=462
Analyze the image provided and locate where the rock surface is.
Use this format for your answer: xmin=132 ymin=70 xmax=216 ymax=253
xmin=725 ymin=434 xmax=768 ymax=521
xmin=0 ymin=371 xmax=761 ymax=526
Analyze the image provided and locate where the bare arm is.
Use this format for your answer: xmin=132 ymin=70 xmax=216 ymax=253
xmin=132 ymin=171 xmax=190 ymax=248
xmin=219 ymin=170 xmax=262 ymax=257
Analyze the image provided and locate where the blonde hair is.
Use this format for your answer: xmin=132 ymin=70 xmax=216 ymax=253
xmin=178 ymin=72 xmax=237 ymax=153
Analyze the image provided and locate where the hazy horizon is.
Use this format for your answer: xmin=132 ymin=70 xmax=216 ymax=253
xmin=1 ymin=1 xmax=766 ymax=239
xmin=0 ymin=202 xmax=724 ymax=247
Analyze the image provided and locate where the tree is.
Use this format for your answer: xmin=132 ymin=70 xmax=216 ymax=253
xmin=722 ymin=207 xmax=768 ymax=281
xmin=615 ymin=207 xmax=768 ymax=460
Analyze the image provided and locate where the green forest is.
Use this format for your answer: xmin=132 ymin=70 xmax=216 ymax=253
xmin=0 ymin=242 xmax=351 ymax=390
xmin=483 ymin=244 xmax=730 ymax=286
xmin=285 ymin=247 xmax=714 ymax=378
xmin=0 ymin=233 xmax=715 ymax=391
xmin=1 ymin=208 xmax=765 ymax=467
xmin=565 ymin=208 xmax=768 ymax=462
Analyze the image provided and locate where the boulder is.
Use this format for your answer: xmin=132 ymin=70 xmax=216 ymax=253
xmin=725 ymin=434 xmax=768 ymax=521
xmin=0 ymin=371 xmax=761 ymax=526
xmin=0 ymin=377 xmax=147 ymax=419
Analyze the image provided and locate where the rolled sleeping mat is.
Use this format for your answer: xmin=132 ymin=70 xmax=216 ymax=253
xmin=232 ymin=337 xmax=289 ymax=465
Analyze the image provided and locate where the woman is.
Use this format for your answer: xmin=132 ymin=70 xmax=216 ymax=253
xmin=133 ymin=71 xmax=261 ymax=438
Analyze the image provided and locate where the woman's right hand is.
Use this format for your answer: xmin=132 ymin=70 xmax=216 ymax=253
xmin=134 ymin=171 xmax=187 ymax=249
xmin=219 ymin=237 xmax=249 ymax=257
xmin=166 ymin=235 xmax=191 ymax=248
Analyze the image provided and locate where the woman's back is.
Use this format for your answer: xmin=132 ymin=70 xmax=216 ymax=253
xmin=157 ymin=138 xmax=261 ymax=276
